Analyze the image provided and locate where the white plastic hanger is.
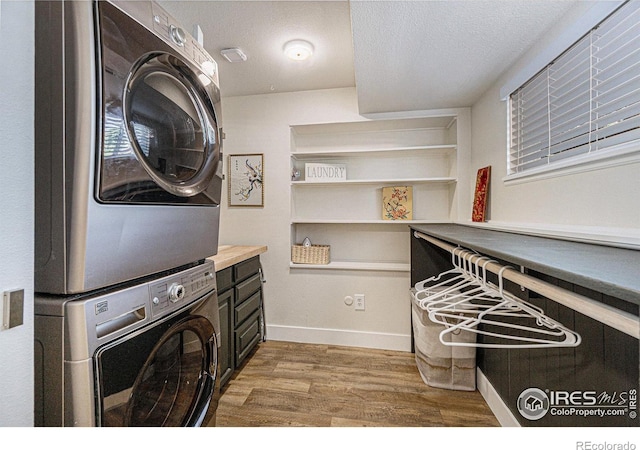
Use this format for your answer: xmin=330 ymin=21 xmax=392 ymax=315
xmin=412 ymin=246 xmax=581 ymax=349
xmin=413 ymin=248 xmax=488 ymax=307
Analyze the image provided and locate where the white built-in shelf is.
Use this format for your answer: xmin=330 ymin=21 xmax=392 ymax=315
xmin=290 ymin=144 xmax=456 ymax=159
xmin=289 ymin=261 xmax=411 ymax=272
xmin=290 ymin=116 xmax=456 ymax=135
xmin=289 ymin=115 xmax=461 ymax=273
xmin=291 ymin=177 xmax=456 ymax=186
xmin=291 ymin=219 xmax=451 ymax=225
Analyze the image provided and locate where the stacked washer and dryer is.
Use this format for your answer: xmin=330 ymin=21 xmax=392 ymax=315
xmin=34 ymin=1 xmax=224 ymax=426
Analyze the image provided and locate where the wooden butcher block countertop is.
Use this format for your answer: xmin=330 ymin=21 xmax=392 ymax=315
xmin=208 ymin=245 xmax=268 ymax=271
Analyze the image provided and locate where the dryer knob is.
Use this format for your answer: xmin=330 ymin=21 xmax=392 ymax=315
xmin=170 ymin=25 xmax=187 ymax=46
xmin=168 ymin=283 xmax=185 ymax=302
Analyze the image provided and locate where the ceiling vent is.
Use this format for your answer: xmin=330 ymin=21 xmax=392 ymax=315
xmin=220 ymin=48 xmax=247 ymax=63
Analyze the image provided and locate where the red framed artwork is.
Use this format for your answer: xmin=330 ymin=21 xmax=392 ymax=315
xmin=472 ymin=166 xmax=491 ymax=222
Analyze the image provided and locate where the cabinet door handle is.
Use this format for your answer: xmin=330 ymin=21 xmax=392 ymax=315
xmin=259 ymin=265 xmax=266 ymax=283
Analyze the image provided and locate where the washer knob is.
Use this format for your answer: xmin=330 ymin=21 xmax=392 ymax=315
xmin=168 ymin=283 xmax=185 ymax=302
xmin=169 ymin=25 xmax=186 ymax=46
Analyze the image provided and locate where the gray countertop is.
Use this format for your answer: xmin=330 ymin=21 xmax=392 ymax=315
xmin=411 ymin=224 xmax=640 ymax=306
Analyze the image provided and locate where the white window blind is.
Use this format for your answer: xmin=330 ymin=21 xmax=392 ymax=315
xmin=509 ymin=0 xmax=640 ymax=175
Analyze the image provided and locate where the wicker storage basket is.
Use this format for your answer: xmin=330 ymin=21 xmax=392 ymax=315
xmin=291 ymin=244 xmax=330 ymax=265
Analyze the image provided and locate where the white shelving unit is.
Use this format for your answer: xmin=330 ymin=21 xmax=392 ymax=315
xmin=290 ymin=116 xmax=461 ymax=272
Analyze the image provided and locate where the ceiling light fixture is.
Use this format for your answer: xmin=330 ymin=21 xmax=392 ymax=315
xmin=283 ymin=40 xmax=314 ymax=61
xmin=220 ymin=48 xmax=247 ymax=63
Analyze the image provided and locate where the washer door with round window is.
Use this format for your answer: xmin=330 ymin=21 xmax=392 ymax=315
xmin=96 ymin=313 xmax=218 ymax=427
xmin=98 ymin=1 xmax=222 ymax=205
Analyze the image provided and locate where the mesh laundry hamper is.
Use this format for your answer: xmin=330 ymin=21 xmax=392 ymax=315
xmin=411 ymin=289 xmax=477 ymax=391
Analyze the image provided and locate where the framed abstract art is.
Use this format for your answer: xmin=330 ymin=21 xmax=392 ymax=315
xmin=472 ymin=166 xmax=491 ymax=222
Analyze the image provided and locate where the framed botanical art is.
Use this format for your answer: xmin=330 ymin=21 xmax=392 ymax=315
xmin=228 ymin=154 xmax=264 ymax=207
xmin=382 ymin=186 xmax=413 ymax=220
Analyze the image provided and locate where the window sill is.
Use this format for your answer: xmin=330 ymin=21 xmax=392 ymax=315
xmin=503 ymin=141 xmax=640 ymax=186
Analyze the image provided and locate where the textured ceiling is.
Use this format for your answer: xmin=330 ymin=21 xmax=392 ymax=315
xmin=158 ymin=1 xmax=355 ymax=97
xmin=158 ymin=0 xmax=581 ymax=114
xmin=350 ymin=0 xmax=580 ymax=114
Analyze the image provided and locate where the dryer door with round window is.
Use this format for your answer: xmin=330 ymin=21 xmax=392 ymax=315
xmin=98 ymin=1 xmax=222 ymax=205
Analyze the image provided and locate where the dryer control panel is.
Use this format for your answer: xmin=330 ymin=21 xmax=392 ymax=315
xmin=150 ymin=2 xmax=219 ymax=86
xmin=107 ymin=1 xmax=220 ymax=87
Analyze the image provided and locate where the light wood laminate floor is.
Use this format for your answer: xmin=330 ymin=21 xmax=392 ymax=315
xmin=212 ymin=340 xmax=499 ymax=427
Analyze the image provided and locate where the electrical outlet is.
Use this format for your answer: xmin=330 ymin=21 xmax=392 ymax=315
xmin=354 ymin=294 xmax=365 ymax=311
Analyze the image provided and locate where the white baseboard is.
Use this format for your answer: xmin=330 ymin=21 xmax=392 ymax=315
xmin=265 ymin=324 xmax=412 ymax=352
xmin=477 ymin=368 xmax=520 ymax=427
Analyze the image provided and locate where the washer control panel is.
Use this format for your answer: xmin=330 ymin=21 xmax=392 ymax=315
xmin=167 ymin=283 xmax=186 ymax=302
xmin=149 ymin=261 xmax=216 ymax=318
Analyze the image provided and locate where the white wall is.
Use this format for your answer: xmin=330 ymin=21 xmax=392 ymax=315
xmin=469 ymin=3 xmax=640 ymax=248
xmin=220 ymin=88 xmax=414 ymax=350
xmin=0 ymin=0 xmax=35 ymax=426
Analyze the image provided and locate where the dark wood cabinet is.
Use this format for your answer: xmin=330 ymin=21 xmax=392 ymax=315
xmin=216 ymin=288 xmax=234 ymax=386
xmin=216 ymin=255 xmax=263 ymax=387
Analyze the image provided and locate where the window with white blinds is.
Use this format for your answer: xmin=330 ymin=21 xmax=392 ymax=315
xmin=509 ymin=0 xmax=640 ymax=176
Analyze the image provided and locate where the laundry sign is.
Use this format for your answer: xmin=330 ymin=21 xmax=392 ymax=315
xmin=305 ymin=163 xmax=347 ymax=182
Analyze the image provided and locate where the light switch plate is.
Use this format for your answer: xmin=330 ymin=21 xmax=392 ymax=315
xmin=2 ymin=289 xmax=24 ymax=330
